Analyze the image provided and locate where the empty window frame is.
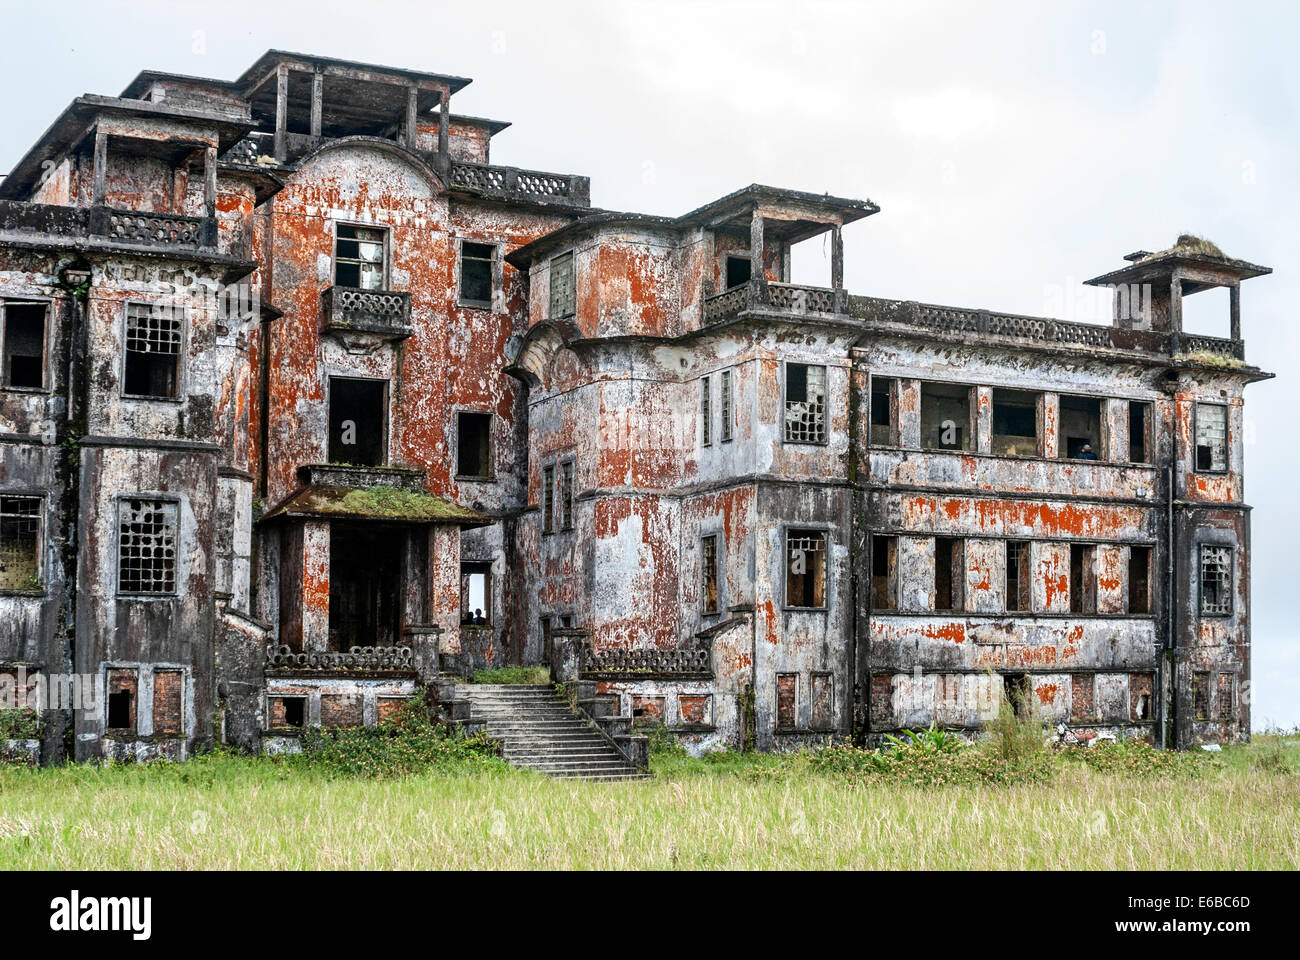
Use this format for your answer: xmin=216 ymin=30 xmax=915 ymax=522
xmin=460 ymin=562 xmax=492 ymax=625
xmin=549 ymin=251 xmax=575 ymax=318
xmin=328 ymin=377 xmax=387 ymax=466
xmin=456 ymin=411 xmax=492 ymax=478
xmin=106 ymin=669 xmax=137 ymax=731
xmin=1005 ymin=540 xmax=1030 ymax=612
xmin=270 ymin=695 xmax=306 ymax=728
xmin=1194 ymin=403 xmax=1228 ymax=472
xmin=335 ymin=224 xmax=387 ymax=290
xmin=1 ymin=301 xmax=48 ymax=390
xmin=1059 ymin=395 xmax=1103 ymax=460
xmin=1217 ymin=674 xmax=1235 ymax=722
xmin=1128 ymin=401 xmax=1152 ymax=463
xmin=560 ymin=461 xmax=574 ymax=531
xmin=933 ymin=536 xmax=964 ymax=612
xmin=118 ymin=499 xmax=178 ymax=595
xmin=0 ymin=496 xmax=41 ymax=592
xmin=1199 ymin=545 xmax=1233 ymax=616
xmin=541 ymin=465 xmax=555 ymax=534
xmin=1069 ymin=543 xmax=1096 ymax=614
xmin=785 ymin=528 xmax=827 ymax=609
xmin=701 ymin=534 xmax=719 ymax=615
xmin=700 ymin=375 xmax=712 ymax=447
xmin=784 ymin=363 xmax=826 ymax=443
xmin=920 ymin=381 xmax=971 ymax=451
xmin=1192 ymin=671 xmax=1210 ymax=721
xmin=1128 ymin=545 xmax=1152 ymax=615
xmin=1004 ymin=672 xmax=1032 ymax=720
xmin=459 ymin=240 xmax=495 ymax=306
xmin=122 ymin=303 xmax=181 ymax=399
xmin=725 ymin=255 xmax=751 ymax=290
xmin=870 ymin=377 xmax=896 ymax=446
xmin=719 ymin=370 xmax=733 ymax=442
xmin=871 ymin=534 xmax=898 ymax=611
xmin=991 ymin=389 xmax=1038 ymax=456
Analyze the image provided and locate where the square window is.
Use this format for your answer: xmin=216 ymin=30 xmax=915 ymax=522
xmin=335 ymin=224 xmax=387 ymax=290
xmin=1195 ymin=404 xmax=1228 ymax=472
xmin=328 ymin=377 xmax=387 ymax=466
xmin=456 ymin=411 xmax=492 ymax=478
xmin=123 ymin=304 xmax=181 ymax=399
xmin=992 ymin=389 xmax=1038 ymax=456
xmin=270 ymin=696 xmax=306 ymax=728
xmin=921 ymin=382 xmax=972 ymax=451
xmin=118 ymin=499 xmax=178 ymax=595
xmin=725 ymin=256 xmax=751 ymax=290
xmin=0 ymin=496 xmax=41 ymax=592
xmin=2 ymin=302 xmax=47 ymax=389
xmin=1059 ymin=395 xmax=1103 ymax=459
xmin=785 ymin=529 xmax=826 ymax=608
xmin=549 ymin=252 xmax=575 ymax=318
xmin=784 ymin=364 xmax=826 ymax=443
xmin=459 ymin=241 xmax=495 ymax=305
xmin=1199 ymin=545 xmax=1232 ymax=616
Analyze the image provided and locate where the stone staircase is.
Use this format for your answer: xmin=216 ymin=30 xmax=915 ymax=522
xmin=459 ymin=684 xmax=650 ymax=781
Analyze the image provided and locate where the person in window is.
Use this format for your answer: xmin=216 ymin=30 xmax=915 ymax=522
xmin=472 ymin=608 xmax=486 ymax=625
xmin=1077 ymin=443 xmax=1098 ymax=460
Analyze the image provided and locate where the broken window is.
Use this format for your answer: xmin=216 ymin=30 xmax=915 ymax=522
xmin=0 ymin=496 xmax=41 ymax=592
xmin=152 ymin=670 xmax=183 ymax=736
xmin=560 ymin=461 xmax=574 ymax=531
xmin=992 ymin=389 xmax=1038 ymax=456
xmin=461 ymin=562 xmax=492 ymax=626
xmin=549 ymin=251 xmax=575 ymax=318
xmin=1217 ymin=674 xmax=1235 ymax=721
xmin=328 ymin=377 xmax=387 ymax=466
xmin=1199 ymin=545 xmax=1232 ymax=616
xmin=1128 ymin=401 xmax=1151 ymax=463
xmin=106 ymin=669 xmax=137 ymax=731
xmin=700 ymin=375 xmax=712 ymax=447
xmin=871 ymin=534 xmax=897 ymax=610
xmin=1069 ymin=543 xmax=1096 ymax=614
xmin=1195 ymin=403 xmax=1228 ymax=472
xmin=1128 ymin=545 xmax=1151 ymax=614
xmin=123 ymin=303 xmax=181 ymax=399
xmin=1005 ymin=540 xmax=1030 ymax=612
xmin=459 ymin=240 xmax=495 ymax=306
xmin=920 ymin=381 xmax=971 ymax=451
xmin=456 ymin=411 xmax=492 ymax=478
xmin=2 ymin=301 xmax=47 ymax=389
xmin=784 ymin=363 xmax=826 ymax=443
xmin=719 ymin=370 xmax=733 ymax=442
xmin=118 ymin=499 xmax=178 ymax=595
xmin=934 ymin=536 xmax=964 ymax=612
xmin=785 ymin=528 xmax=826 ymax=608
xmin=1192 ymin=672 xmax=1210 ymax=720
xmin=541 ymin=465 xmax=554 ymax=534
xmin=270 ymin=696 xmax=306 ymax=728
xmin=701 ymin=534 xmax=719 ymax=615
xmin=1059 ymin=395 xmax=1103 ymax=459
xmin=870 ymin=377 xmax=896 ymax=446
xmin=1004 ymin=673 xmax=1032 ymax=720
xmin=776 ymin=673 xmax=797 ymax=729
xmin=335 ymin=224 xmax=387 ymax=290
xmin=725 ymin=255 xmax=751 ymax=290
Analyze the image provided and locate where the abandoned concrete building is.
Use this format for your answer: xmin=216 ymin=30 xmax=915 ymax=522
xmin=0 ymin=51 xmax=1270 ymax=770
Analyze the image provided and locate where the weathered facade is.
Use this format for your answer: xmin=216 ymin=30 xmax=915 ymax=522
xmin=0 ymin=52 xmax=1269 ymax=763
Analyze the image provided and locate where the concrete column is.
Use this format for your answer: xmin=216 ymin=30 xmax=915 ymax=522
xmin=301 ymin=520 xmax=330 ymax=652
xmin=1096 ymin=544 xmax=1126 ymax=614
xmin=964 ymin=539 xmax=1004 ymax=614
xmin=1229 ymin=283 xmax=1241 ymax=341
xmin=830 ymin=224 xmax=843 ymax=289
xmin=428 ymin=524 xmax=461 ymax=654
xmin=974 ymin=386 xmax=993 ymax=454
xmin=750 ymin=211 xmax=764 ymax=287
xmin=92 ymin=129 xmax=108 ymax=206
xmin=898 ymin=379 xmax=922 ymax=449
xmin=274 ymin=64 xmax=289 ymax=162
xmin=203 ymin=145 xmax=217 ymax=221
xmin=405 ymin=84 xmax=419 ymax=150
xmin=1039 ymin=392 xmax=1059 ymax=459
xmin=438 ymin=88 xmax=450 ymax=156
xmin=310 ymin=70 xmax=323 ymax=139
xmin=1031 ymin=540 xmax=1070 ymax=613
xmin=1105 ymin=398 xmax=1128 ymax=463
xmin=897 ymin=536 xmax=934 ymax=613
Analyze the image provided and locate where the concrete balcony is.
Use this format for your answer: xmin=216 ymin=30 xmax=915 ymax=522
xmin=449 ymin=161 xmax=591 ymax=208
xmin=320 ymin=285 xmax=412 ymax=343
xmin=0 ymin=200 xmax=216 ymax=251
xmin=703 ymin=280 xmax=842 ymax=326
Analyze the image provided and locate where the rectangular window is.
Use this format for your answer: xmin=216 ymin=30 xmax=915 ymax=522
xmin=1192 ymin=672 xmax=1210 ymax=720
xmin=992 ymin=389 xmax=1038 ymax=456
xmin=335 ymin=224 xmax=387 ymax=290
xmin=784 ymin=363 xmax=826 ymax=443
xmin=460 ymin=562 xmax=492 ymax=626
xmin=541 ymin=465 xmax=554 ymax=534
xmin=719 ymin=370 xmax=733 ymax=442
xmin=328 ymin=377 xmax=387 ymax=466
xmin=1195 ymin=403 xmax=1228 ymax=472
xmin=934 ymin=536 xmax=964 ymax=612
xmin=2 ymin=301 xmax=47 ymax=390
xmin=810 ymin=673 xmax=834 ymax=730
xmin=1128 ymin=401 xmax=1151 ymax=463
xmin=1069 ymin=543 xmax=1096 ymax=614
xmin=871 ymin=534 xmax=897 ymax=610
xmin=1128 ymin=545 xmax=1151 ymax=614
xmin=701 ymin=534 xmax=719 ymax=614
xmin=700 ymin=375 xmax=712 ymax=447
xmin=560 ymin=461 xmax=574 ymax=531
xmin=785 ymin=528 xmax=826 ymax=608
xmin=920 ymin=382 xmax=971 ymax=451
xmin=1060 ymin=395 xmax=1103 ymax=460
xmin=459 ymin=240 xmax=495 ymax=306
xmin=123 ymin=303 xmax=181 ymax=399
xmin=549 ymin=251 xmax=575 ymax=318
xmin=118 ymin=499 xmax=178 ymax=595
xmin=870 ymin=377 xmax=896 ymax=446
xmin=0 ymin=496 xmax=41 ymax=592
xmin=1217 ymin=674 xmax=1235 ymax=721
xmin=1005 ymin=540 xmax=1030 ymax=612
xmin=726 ymin=255 xmax=751 ymax=290
xmin=106 ymin=669 xmax=137 ymax=732
xmin=152 ymin=670 xmax=183 ymax=736
xmin=270 ymin=696 xmax=306 ymax=728
xmin=1199 ymin=545 xmax=1232 ymax=616
xmin=456 ymin=411 xmax=492 ymax=478
xmin=776 ymin=673 xmax=797 ymax=729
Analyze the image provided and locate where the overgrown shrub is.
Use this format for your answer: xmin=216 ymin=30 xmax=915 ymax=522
xmin=1062 ymin=740 xmax=1223 ymax=779
xmin=982 ymin=687 xmax=1049 ymax=763
xmin=0 ymin=709 xmax=40 ymax=741
xmin=472 ymin=666 xmax=550 ymax=685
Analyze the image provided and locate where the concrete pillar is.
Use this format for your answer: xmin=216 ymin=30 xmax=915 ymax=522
xmin=898 ymin=379 xmax=922 ymax=450
xmin=1096 ymin=544 xmax=1126 ymax=614
xmin=750 ymin=210 xmax=765 ymax=288
xmin=1039 ymin=392 xmax=1059 ymax=459
xmin=830 ymin=224 xmax=843 ymax=289
xmin=964 ymin=539 xmax=1004 ymax=614
xmin=897 ymin=536 xmax=934 ymax=613
xmin=310 ymin=70 xmax=323 ymax=139
xmin=301 ymin=520 xmax=330 ymax=652
xmin=1031 ymin=540 xmax=1070 ymax=613
xmin=974 ymin=386 xmax=992 ymax=455
xmin=1229 ymin=283 xmax=1241 ymax=341
xmin=405 ymin=84 xmax=419 ymax=150
xmin=92 ymin=129 xmax=108 ymax=206
xmin=428 ymin=525 xmax=461 ymax=654
xmin=203 ymin=145 xmax=217 ymax=220
xmin=274 ymin=64 xmax=289 ymax=162
xmin=438 ymin=88 xmax=450 ymax=157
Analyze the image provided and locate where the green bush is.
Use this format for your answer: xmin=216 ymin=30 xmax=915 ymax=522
xmin=472 ymin=666 xmax=550 ymax=685
xmin=0 ymin=709 xmax=40 ymax=740
xmin=1062 ymin=740 xmax=1223 ymax=779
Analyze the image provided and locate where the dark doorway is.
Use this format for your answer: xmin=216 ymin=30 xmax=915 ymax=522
xmin=1004 ymin=672 xmax=1032 ymax=719
xmin=725 ymin=256 xmax=751 ymax=290
xmin=328 ymin=377 xmax=387 ymax=466
xmin=329 ymin=524 xmax=403 ymax=649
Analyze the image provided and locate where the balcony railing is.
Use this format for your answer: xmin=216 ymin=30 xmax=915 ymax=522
xmin=450 ymin=161 xmax=591 ymax=207
xmin=265 ymin=644 xmax=417 ymax=676
xmin=0 ymin=200 xmax=215 ymax=250
xmin=579 ymin=636 xmax=713 ymax=680
xmin=102 ymin=209 xmax=206 ymax=248
xmin=703 ymin=281 xmax=842 ymax=325
xmin=321 ymin=285 xmax=412 ymax=340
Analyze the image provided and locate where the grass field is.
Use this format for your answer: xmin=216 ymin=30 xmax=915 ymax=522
xmin=0 ymin=731 xmax=1296 ymax=870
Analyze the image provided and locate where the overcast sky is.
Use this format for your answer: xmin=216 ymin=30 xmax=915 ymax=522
xmin=3 ymin=0 xmax=1295 ymax=728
